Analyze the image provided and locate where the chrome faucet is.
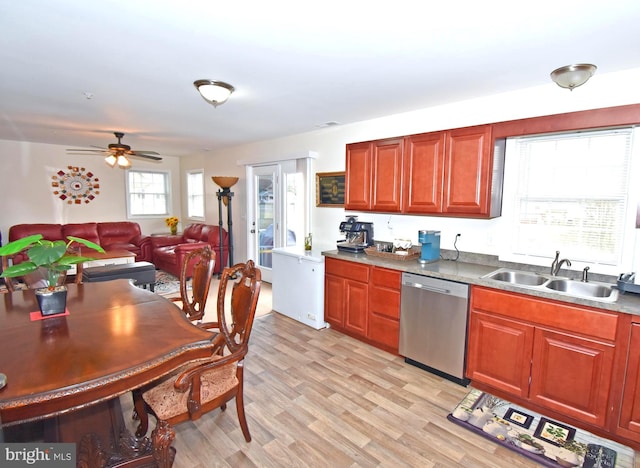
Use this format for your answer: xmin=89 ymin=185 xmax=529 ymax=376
xmin=550 ymin=251 xmax=559 ymax=275
xmin=582 ymin=266 xmax=590 ymax=282
xmin=550 ymin=251 xmax=571 ymax=276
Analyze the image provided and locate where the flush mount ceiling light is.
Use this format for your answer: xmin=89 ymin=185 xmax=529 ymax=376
xmin=194 ymin=79 xmax=235 ymax=107
xmin=550 ymin=64 xmax=597 ymax=90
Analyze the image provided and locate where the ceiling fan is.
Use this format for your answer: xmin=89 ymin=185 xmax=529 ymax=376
xmin=66 ymin=132 xmax=162 ymax=168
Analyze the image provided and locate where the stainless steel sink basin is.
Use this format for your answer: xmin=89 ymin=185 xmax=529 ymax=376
xmin=481 ymin=268 xmax=618 ymax=302
xmin=484 ymin=269 xmax=547 ymax=286
xmin=544 ymin=279 xmax=617 ymax=299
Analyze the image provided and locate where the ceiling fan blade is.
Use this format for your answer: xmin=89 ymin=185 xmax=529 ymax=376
xmin=66 ymin=148 xmax=107 ymax=153
xmin=127 ymin=149 xmax=160 ymax=156
xmin=130 ymin=153 xmax=163 ymax=161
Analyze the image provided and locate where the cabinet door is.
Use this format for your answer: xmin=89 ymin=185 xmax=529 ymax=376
xmin=530 ymin=327 xmax=615 ymax=427
xmin=467 ymin=310 xmax=534 ymax=398
xmin=619 ymin=324 xmax=640 ymax=437
xmin=402 ymin=132 xmax=445 ymax=213
xmin=443 ymin=125 xmax=493 ymax=215
xmin=324 ymin=274 xmax=345 ymax=328
xmin=371 ymin=138 xmax=403 ymax=212
xmin=344 ymin=279 xmax=369 ymax=336
xmin=345 ymin=142 xmax=372 ymax=210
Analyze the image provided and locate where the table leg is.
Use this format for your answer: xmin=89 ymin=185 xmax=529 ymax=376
xmin=44 ymin=397 xmax=172 ymax=467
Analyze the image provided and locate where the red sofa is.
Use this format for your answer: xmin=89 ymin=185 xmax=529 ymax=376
xmin=7 ymin=222 xmax=152 ymax=263
xmin=151 ymin=223 xmax=229 ymax=277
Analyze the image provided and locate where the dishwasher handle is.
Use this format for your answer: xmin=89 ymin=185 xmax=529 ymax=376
xmin=403 ymin=281 xmax=452 ymax=295
xmin=401 ymin=273 xmax=470 ymax=299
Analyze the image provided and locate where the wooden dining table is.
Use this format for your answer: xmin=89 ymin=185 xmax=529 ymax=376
xmin=0 ymin=279 xmax=215 ymax=467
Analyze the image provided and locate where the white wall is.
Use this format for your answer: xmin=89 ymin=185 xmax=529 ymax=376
xmin=184 ymin=67 xmax=640 ymax=270
xmin=0 ymin=140 xmax=182 ymax=241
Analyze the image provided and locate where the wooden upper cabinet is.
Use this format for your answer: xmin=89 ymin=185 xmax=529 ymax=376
xmin=345 ymin=138 xmax=403 ymax=212
xmin=345 ymin=124 xmax=503 ymax=217
xmin=443 ymin=125 xmax=493 ymax=215
xmin=345 ymin=141 xmax=372 ymax=210
xmin=371 ymin=139 xmax=403 ymax=212
xmin=402 ymin=132 xmax=445 ymax=213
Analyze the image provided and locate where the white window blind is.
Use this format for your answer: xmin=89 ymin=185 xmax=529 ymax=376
xmin=511 ymin=128 xmax=632 ymax=266
xmin=187 ymin=170 xmax=204 ymax=218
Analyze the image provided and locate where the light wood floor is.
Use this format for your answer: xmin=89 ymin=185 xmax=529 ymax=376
xmin=124 ymin=310 xmax=605 ymax=467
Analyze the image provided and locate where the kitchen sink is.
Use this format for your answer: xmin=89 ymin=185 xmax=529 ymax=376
xmin=544 ymin=279 xmax=617 ymax=299
xmin=483 ymin=269 xmax=547 ymax=286
xmin=481 ymin=268 xmax=618 ymax=302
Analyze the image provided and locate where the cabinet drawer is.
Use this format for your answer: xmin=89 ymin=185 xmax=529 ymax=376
xmin=369 ymin=287 xmax=400 ymax=320
xmin=370 ymin=267 xmax=401 ymax=289
xmin=325 ymin=258 xmax=369 ymax=283
xmin=471 ymin=286 xmax=618 ymax=342
xmin=368 ymin=313 xmax=400 ymax=350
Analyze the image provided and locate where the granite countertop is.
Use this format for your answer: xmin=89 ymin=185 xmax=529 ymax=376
xmin=322 ymin=249 xmax=640 ymax=316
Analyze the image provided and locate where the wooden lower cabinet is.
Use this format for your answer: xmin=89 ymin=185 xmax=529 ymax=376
xmin=324 ymin=258 xmax=369 ymax=336
xmin=529 ymin=327 xmax=615 ymax=427
xmin=466 ymin=311 xmax=533 ymax=398
xmin=618 ymin=323 xmax=640 ymax=441
xmin=324 ymin=258 xmax=400 ymax=353
xmin=468 ymin=286 xmax=620 ymax=430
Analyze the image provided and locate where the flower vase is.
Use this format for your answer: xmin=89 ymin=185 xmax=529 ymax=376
xmin=170 ymin=226 xmax=177 ymax=235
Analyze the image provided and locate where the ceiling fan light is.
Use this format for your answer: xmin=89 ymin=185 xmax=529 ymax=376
xmin=105 ymin=155 xmax=117 ymax=167
xmin=550 ymin=64 xmax=597 ymax=90
xmin=194 ymin=80 xmax=235 ymax=107
xmin=117 ymin=155 xmax=131 ymax=168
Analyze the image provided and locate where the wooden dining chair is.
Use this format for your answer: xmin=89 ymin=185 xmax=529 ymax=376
xmin=132 ymin=260 xmax=261 ymax=449
xmin=170 ymin=245 xmax=215 ymax=322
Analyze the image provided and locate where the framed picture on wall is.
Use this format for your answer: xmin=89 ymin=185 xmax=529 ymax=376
xmin=316 ymin=171 xmax=345 ymax=207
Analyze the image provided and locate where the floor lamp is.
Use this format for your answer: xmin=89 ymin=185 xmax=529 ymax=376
xmin=212 ymin=176 xmax=238 ymax=275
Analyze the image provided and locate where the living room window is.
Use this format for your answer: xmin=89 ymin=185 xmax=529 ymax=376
xmin=500 ymin=127 xmax=638 ymax=275
xmin=126 ymin=170 xmax=170 ymax=217
xmin=186 ymin=170 xmax=204 ymax=219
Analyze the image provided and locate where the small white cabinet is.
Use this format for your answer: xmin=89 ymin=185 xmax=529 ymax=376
xmin=272 ymin=247 xmax=327 ymax=329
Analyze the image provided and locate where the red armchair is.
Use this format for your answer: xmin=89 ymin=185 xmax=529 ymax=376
xmin=151 ymin=223 xmax=229 ymax=277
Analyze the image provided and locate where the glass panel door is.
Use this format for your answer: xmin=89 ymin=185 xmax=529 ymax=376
xmin=247 ymin=160 xmax=308 ymax=283
xmin=254 ymin=165 xmax=277 ymax=275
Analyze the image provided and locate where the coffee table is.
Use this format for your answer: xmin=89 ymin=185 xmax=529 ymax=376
xmin=74 ymin=249 xmax=136 ymax=284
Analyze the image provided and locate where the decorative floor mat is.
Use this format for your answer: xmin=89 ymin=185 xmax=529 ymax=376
xmin=448 ymin=388 xmax=635 ymax=467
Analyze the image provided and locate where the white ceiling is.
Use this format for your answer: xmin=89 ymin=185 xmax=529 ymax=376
xmin=1 ymin=0 xmax=639 ymax=158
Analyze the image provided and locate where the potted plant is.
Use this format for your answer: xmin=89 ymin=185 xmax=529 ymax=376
xmin=0 ymin=234 xmax=104 ymax=315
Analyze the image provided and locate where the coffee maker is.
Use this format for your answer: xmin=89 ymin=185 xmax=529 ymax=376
xmin=337 ymin=217 xmax=374 ymax=253
xmin=418 ymin=230 xmax=441 ymax=264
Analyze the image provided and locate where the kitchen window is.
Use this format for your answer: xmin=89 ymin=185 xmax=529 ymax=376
xmin=501 ymin=127 xmax=638 ymax=274
xmin=186 ymin=169 xmax=204 ymax=219
xmin=126 ymin=170 xmax=171 ymax=217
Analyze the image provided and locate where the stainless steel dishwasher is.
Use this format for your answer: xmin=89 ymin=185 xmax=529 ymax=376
xmin=399 ymin=272 xmax=470 ymax=386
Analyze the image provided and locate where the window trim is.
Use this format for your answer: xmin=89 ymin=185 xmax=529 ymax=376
xmin=186 ymin=168 xmax=205 ymax=221
xmin=125 ymin=169 xmax=172 ymax=219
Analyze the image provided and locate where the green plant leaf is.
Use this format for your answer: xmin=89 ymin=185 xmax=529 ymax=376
xmin=57 ymin=255 xmax=96 ymax=266
xmin=28 ymin=242 xmax=67 ymax=266
xmin=0 ymin=234 xmax=43 ymax=256
xmin=67 ymin=236 xmax=105 ymax=254
xmin=0 ymin=261 xmax=39 ymax=278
